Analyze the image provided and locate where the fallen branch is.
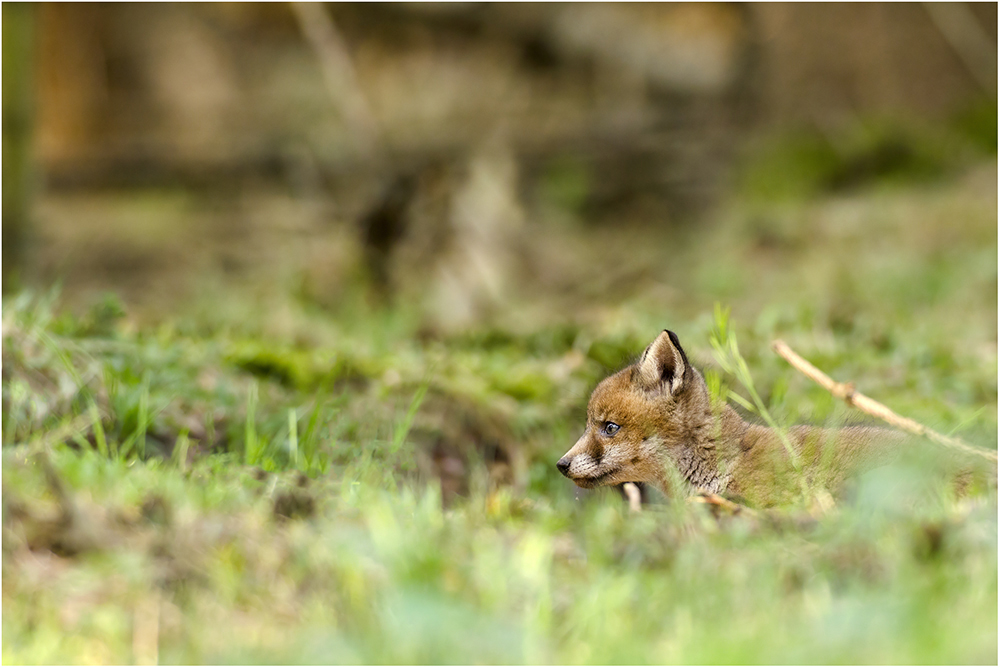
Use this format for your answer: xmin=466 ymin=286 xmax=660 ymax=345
xmin=689 ymin=492 xmax=758 ymax=518
xmin=289 ymin=2 xmax=379 ymax=155
xmin=772 ymin=339 xmax=997 ymax=463
xmin=922 ymin=3 xmax=997 ymax=95
xmin=24 ymin=413 xmax=96 ymax=456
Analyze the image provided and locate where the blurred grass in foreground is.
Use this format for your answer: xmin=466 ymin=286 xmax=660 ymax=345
xmin=3 ymin=443 xmax=996 ymax=664
xmin=3 ymin=146 xmax=997 ymax=662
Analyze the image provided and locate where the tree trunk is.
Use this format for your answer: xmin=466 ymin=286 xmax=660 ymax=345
xmin=3 ymin=2 xmax=37 ymax=291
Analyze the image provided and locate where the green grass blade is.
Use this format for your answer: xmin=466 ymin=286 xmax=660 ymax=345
xmin=245 ymin=381 xmax=259 ymax=466
xmin=288 ymin=408 xmax=299 ymax=469
xmin=391 ymin=381 xmax=429 ymax=455
xmin=137 ymin=372 xmax=150 ymax=460
xmin=172 ymin=429 xmax=190 ymax=472
xmin=88 ymin=401 xmax=108 ymax=457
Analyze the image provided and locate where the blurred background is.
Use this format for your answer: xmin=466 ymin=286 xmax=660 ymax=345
xmin=5 ymin=1 xmax=997 ymax=493
xmin=4 ymin=3 xmax=996 ymax=321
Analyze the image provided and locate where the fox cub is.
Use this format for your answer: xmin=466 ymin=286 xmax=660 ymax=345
xmin=557 ymin=330 xmax=906 ymax=507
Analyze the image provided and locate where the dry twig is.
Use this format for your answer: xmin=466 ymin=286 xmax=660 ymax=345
xmin=772 ymin=339 xmax=997 ymax=463
xmin=289 ymin=2 xmax=379 ymax=154
xmin=689 ymin=492 xmax=758 ymax=518
xmin=24 ymin=413 xmax=96 ymax=456
xmin=922 ymin=3 xmax=997 ymax=94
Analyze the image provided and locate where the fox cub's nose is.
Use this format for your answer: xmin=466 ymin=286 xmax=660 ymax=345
xmin=556 ymin=457 xmax=571 ymax=476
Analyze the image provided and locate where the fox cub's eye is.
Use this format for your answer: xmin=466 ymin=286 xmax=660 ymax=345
xmin=602 ymin=422 xmax=620 ymax=436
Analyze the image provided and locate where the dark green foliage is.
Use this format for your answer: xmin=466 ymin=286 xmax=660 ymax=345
xmin=738 ymin=109 xmax=997 ymax=202
xmin=951 ymin=97 xmax=998 ymax=156
xmin=586 ymin=335 xmax=646 ymax=371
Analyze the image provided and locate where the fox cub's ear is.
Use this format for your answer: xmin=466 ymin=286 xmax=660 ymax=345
xmin=636 ymin=330 xmax=689 ymax=394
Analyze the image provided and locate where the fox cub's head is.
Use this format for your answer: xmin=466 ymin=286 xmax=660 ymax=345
xmin=557 ymin=330 xmax=708 ymax=491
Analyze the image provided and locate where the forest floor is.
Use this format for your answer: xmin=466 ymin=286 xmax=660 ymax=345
xmin=3 ymin=150 xmax=997 ymax=663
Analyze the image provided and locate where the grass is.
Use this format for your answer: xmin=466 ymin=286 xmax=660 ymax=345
xmin=3 ymin=149 xmax=997 ymax=663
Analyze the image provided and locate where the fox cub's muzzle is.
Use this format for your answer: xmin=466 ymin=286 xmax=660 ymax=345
xmin=556 ymin=435 xmax=624 ymax=488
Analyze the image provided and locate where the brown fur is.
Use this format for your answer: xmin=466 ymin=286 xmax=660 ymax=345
xmin=557 ymin=330 xmax=904 ymax=506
